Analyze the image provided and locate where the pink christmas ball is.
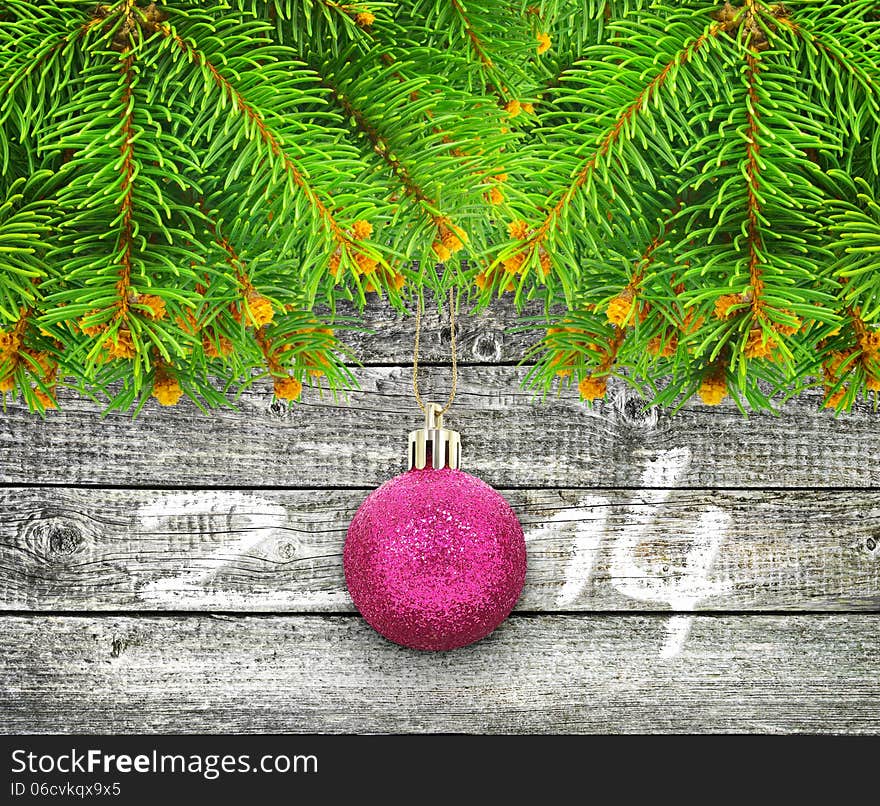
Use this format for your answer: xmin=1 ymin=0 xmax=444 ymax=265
xmin=344 ymin=467 xmax=527 ymax=651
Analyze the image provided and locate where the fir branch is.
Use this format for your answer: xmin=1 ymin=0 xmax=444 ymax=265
xmin=408 ymin=0 xmax=531 ymax=101
xmin=114 ymin=53 xmax=136 ymax=320
xmin=315 ymin=68 xmax=442 ymax=222
xmin=743 ymin=49 xmax=766 ymax=318
xmin=499 ymin=11 xmax=740 ymax=279
xmin=450 ymin=0 xmax=495 ymax=69
xmin=535 ymin=205 xmax=680 ymax=398
xmin=233 ymin=0 xmax=389 ymax=48
xmin=3 ymin=1 xmax=879 ymax=414
xmin=593 ymin=200 xmax=683 ymax=334
xmin=199 ymin=206 xmax=275 ymax=329
xmin=783 ymin=8 xmax=880 ymax=111
xmin=0 ymin=173 xmax=53 ymax=321
xmin=153 ymin=20 xmax=365 ymax=263
xmin=372 ymin=48 xmax=512 ymax=219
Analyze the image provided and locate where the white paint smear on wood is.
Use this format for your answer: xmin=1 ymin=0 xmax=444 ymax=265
xmin=553 ymin=448 xmax=730 ymax=656
xmin=532 ymin=501 xmax=608 ymax=607
xmin=659 ymin=508 xmax=729 ymax=658
xmin=608 ymin=448 xmax=731 ymax=657
xmin=139 ymin=491 xmax=292 ymax=607
xmin=134 ymin=451 xmax=730 ymax=649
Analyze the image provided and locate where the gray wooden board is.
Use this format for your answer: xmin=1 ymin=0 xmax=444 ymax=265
xmin=1 ymin=487 xmax=879 ymax=612
xmin=330 ymin=297 xmax=548 ymax=364
xmin=1 ymin=368 xmax=878 ymax=488
xmin=2 ymin=296 xmax=878 ymax=735
xmin=0 ymin=614 xmax=877 ymax=734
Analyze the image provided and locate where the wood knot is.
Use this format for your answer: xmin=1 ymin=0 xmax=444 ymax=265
xmin=48 ymin=524 xmax=84 ymax=555
xmin=110 ymin=635 xmax=129 ymax=658
xmin=866 ymin=536 xmax=878 ymax=553
xmin=609 ymin=385 xmax=659 ymax=430
xmin=472 ymin=333 xmax=502 ymax=362
xmin=269 ymin=398 xmax=292 ymax=419
xmin=22 ymin=515 xmax=86 ymax=559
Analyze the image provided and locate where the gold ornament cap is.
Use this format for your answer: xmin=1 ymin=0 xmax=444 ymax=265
xmin=408 ymin=402 xmax=461 ymax=470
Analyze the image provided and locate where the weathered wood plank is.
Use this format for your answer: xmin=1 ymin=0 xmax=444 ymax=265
xmin=1 ymin=368 xmax=877 ymax=487
xmin=1 ymin=614 xmax=877 ymax=733
xmin=330 ymin=298 xmax=546 ymax=364
xmin=2 ymin=487 xmax=878 ymax=612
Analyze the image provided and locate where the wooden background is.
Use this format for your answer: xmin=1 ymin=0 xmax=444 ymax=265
xmin=1 ymin=298 xmax=879 ymax=734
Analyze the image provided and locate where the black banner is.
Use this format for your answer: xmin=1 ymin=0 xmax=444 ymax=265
xmin=0 ymin=734 xmax=875 ymax=800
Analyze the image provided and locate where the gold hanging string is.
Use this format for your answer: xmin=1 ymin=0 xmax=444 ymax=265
xmin=412 ymin=286 xmax=457 ymax=416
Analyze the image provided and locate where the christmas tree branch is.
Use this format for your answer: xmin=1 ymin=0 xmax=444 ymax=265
xmin=114 ymin=53 xmax=136 ymax=321
xmin=0 ymin=175 xmax=52 ymax=320
xmin=198 ymin=207 xmax=289 ymax=344
xmin=314 ymin=66 xmax=460 ymax=246
xmin=497 ymin=12 xmax=741 ymax=280
xmin=781 ymin=10 xmax=880 ymax=104
xmin=449 ymin=0 xmax=494 ymax=69
xmin=533 ymin=206 xmax=681 ymax=400
xmin=743 ymin=49 xmax=766 ymax=319
xmin=604 ymin=201 xmax=682 ymax=329
xmin=152 ymin=18 xmax=378 ymax=272
xmin=374 ymin=49 xmax=512 ymax=215
xmin=3 ymin=1 xmax=879 ymax=413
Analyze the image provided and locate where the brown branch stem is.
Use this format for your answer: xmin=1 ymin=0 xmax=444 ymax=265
xmin=744 ymin=49 xmax=765 ymax=318
xmin=155 ymin=23 xmax=356 ymax=255
xmin=450 ymin=0 xmax=494 ymax=68
xmin=521 ymin=18 xmax=736 ymax=258
xmin=115 ymin=53 xmax=136 ymax=319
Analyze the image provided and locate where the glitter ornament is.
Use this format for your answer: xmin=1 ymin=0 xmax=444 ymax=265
xmin=344 ymin=403 xmax=526 ymax=650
